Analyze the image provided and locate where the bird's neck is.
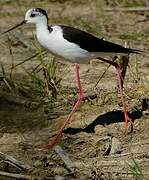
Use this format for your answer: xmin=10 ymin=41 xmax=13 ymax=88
xmin=36 ymin=22 xmax=49 ymax=34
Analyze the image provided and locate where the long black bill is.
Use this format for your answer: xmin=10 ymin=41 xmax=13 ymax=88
xmin=3 ymin=20 xmax=26 ymax=34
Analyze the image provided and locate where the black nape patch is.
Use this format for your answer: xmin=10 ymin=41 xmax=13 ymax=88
xmin=35 ymin=8 xmax=48 ymax=20
xmin=48 ymin=26 xmax=53 ymax=33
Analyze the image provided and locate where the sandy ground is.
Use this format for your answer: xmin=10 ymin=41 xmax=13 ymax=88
xmin=0 ymin=0 xmax=149 ymax=179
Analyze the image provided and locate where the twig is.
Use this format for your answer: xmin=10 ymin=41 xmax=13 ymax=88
xmin=54 ymin=145 xmax=76 ymax=173
xmin=2 ymin=78 xmax=13 ymax=92
xmin=0 ymin=171 xmax=41 ymax=179
xmin=94 ymin=56 xmax=117 ymax=88
xmin=104 ymin=7 xmax=149 ymax=13
xmin=6 ymin=34 xmax=14 ymax=78
xmin=118 ymin=43 xmax=129 ymax=87
xmin=0 ymin=152 xmax=32 ymax=171
xmin=8 ymin=50 xmax=47 ymax=70
xmin=119 ymin=55 xmax=129 ymax=86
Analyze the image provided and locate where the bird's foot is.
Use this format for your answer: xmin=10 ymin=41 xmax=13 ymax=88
xmin=124 ymin=112 xmax=134 ymax=134
xmin=38 ymin=133 xmax=63 ymax=151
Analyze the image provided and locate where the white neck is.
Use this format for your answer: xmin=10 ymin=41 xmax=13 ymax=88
xmin=36 ymin=21 xmax=48 ymax=31
xmin=35 ymin=21 xmax=51 ymax=51
xmin=36 ymin=22 xmax=50 ymax=40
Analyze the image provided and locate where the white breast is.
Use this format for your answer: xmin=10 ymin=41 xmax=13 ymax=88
xmin=36 ymin=25 xmax=94 ymax=63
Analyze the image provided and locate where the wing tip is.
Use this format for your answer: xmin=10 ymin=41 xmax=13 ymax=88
xmin=128 ymin=48 xmax=148 ymax=55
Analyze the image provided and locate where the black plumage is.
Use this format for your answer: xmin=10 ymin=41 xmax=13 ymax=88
xmin=60 ymin=25 xmax=142 ymax=54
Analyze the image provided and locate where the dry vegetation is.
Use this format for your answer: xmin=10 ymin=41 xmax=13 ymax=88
xmin=0 ymin=0 xmax=149 ymax=179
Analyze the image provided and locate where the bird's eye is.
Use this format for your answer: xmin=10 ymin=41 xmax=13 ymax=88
xmin=30 ymin=13 xmax=35 ymax=17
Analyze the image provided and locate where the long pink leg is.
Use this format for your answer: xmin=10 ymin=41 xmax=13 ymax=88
xmin=43 ymin=64 xmax=85 ymax=149
xmin=97 ymin=57 xmax=130 ymax=132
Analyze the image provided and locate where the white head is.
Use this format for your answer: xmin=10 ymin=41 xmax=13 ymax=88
xmin=25 ymin=8 xmax=48 ymax=25
xmin=3 ymin=8 xmax=48 ymax=34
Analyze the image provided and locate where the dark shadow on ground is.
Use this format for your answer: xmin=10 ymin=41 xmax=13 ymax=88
xmin=63 ymin=98 xmax=149 ymax=135
xmin=63 ymin=109 xmax=142 ymax=134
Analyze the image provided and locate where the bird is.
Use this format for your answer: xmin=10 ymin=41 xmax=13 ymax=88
xmin=3 ymin=8 xmax=145 ymax=149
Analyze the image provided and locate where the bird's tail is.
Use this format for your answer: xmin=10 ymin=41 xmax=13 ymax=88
xmin=127 ymin=48 xmax=148 ymax=55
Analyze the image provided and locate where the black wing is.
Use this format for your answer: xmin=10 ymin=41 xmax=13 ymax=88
xmin=60 ymin=25 xmax=141 ymax=54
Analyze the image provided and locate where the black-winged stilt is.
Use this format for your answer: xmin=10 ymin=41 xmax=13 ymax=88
xmin=3 ymin=8 xmax=145 ymax=149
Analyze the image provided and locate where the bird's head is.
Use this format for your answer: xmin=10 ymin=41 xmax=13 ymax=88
xmin=25 ymin=8 xmax=48 ymax=24
xmin=3 ymin=8 xmax=48 ymax=34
